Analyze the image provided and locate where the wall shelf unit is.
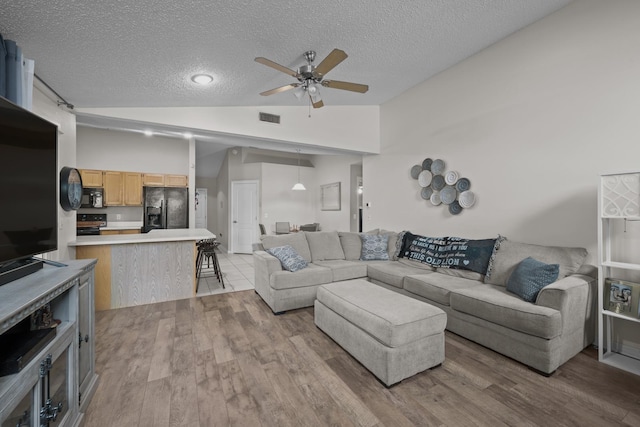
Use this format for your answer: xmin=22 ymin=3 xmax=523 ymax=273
xmin=598 ymin=172 xmax=640 ymax=376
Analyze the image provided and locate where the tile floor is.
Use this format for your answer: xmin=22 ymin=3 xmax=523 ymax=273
xmin=195 ymin=251 xmax=255 ymax=296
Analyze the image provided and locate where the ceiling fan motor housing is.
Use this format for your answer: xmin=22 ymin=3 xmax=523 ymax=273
xmin=298 ymin=64 xmax=321 ymax=82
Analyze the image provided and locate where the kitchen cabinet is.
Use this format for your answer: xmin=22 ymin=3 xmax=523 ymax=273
xmin=103 ymin=171 xmax=142 ymax=206
xmin=123 ymin=172 xmax=143 ymax=206
xmin=100 ymin=229 xmax=140 ymax=235
xmin=142 ymin=173 xmax=165 ymax=186
xmin=79 ymin=169 xmax=103 ymax=188
xmin=103 ymin=171 xmax=123 ymax=206
xmin=0 ymin=260 xmax=98 ymax=427
xmin=165 ymin=174 xmax=188 ymax=187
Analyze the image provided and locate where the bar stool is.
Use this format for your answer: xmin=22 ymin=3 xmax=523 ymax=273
xmin=196 ymin=238 xmax=225 ymax=292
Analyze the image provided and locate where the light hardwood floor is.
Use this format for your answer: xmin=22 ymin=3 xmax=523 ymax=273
xmin=83 ymin=290 xmax=640 ymax=427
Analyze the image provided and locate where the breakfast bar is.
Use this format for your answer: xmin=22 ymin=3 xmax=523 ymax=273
xmin=72 ymin=228 xmax=215 ymax=310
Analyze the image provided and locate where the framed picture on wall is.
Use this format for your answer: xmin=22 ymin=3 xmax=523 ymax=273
xmin=321 ymin=182 xmax=341 ymax=211
xmin=604 ymin=278 xmax=640 ymax=318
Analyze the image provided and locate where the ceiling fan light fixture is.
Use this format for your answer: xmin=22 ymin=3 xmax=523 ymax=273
xmin=191 ymin=74 xmax=213 ymax=85
xmin=293 ymin=86 xmax=306 ymax=100
xmin=308 ymin=83 xmax=322 ymax=103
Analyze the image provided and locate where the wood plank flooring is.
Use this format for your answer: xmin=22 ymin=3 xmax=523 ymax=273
xmin=82 ymin=290 xmax=640 ymax=426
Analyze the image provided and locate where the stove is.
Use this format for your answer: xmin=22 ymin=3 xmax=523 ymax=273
xmin=77 ymin=213 xmax=107 ymax=236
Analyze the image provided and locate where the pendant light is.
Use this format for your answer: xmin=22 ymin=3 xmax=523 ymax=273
xmin=292 ymin=149 xmax=306 ymax=191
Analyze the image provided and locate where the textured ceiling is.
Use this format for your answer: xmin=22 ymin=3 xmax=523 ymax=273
xmin=1 ymin=0 xmax=571 ymax=109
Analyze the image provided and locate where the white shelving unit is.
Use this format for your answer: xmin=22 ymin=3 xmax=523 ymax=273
xmin=598 ymin=172 xmax=640 ymax=376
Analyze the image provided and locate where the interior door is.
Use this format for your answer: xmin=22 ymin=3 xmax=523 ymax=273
xmin=195 ymin=188 xmax=207 ymax=229
xmin=231 ymin=180 xmax=258 ymax=254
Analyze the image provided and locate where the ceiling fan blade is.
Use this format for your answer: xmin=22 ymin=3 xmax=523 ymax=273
xmin=255 ymin=57 xmax=298 ymax=77
xmin=314 ymin=49 xmax=348 ymax=77
xmin=259 ymin=83 xmax=299 ymax=96
xmin=322 ymin=80 xmax=369 ymax=93
xmin=312 ymin=98 xmax=324 ymax=109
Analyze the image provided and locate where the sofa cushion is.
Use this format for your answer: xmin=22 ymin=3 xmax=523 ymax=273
xmin=485 ymin=239 xmax=587 ymax=286
xmin=305 ymin=231 xmax=345 ymax=262
xmin=339 ymin=230 xmax=378 ymax=260
xmin=380 ymin=229 xmax=400 ymax=260
xmin=339 ymin=232 xmax=362 ymax=260
xmin=506 ymin=257 xmax=559 ymax=303
xmin=450 ymin=284 xmax=562 ymax=339
xmin=398 ymin=258 xmax=435 ymax=271
xmin=435 ymin=268 xmax=484 ymax=281
xmin=269 ymin=264 xmax=333 ymax=290
xmin=367 ymin=262 xmax=432 ymax=289
xmin=398 ymin=232 xmax=498 ymax=274
xmin=317 ymin=280 xmax=447 ymax=347
xmin=261 ymin=232 xmax=312 ymax=262
xmin=360 ymin=234 xmax=390 ymax=261
xmin=266 ymin=245 xmax=308 ymax=272
xmin=404 ymin=273 xmax=480 ymax=306
xmin=314 ymin=260 xmax=368 ymax=282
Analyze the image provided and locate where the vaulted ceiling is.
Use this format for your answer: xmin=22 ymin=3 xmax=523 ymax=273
xmin=0 ymin=0 xmax=571 ymax=109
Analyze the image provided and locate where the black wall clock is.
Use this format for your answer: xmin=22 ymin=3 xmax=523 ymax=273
xmin=60 ymin=167 xmax=83 ymax=211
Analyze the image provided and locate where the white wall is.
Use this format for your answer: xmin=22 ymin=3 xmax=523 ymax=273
xmin=260 ymin=163 xmax=316 ymax=234
xmin=77 ymin=105 xmax=380 ymax=154
xmin=76 ymin=127 xmax=189 ymax=174
xmin=366 ymin=0 xmax=640 ymax=355
xmin=368 ymin=0 xmax=640 ymax=259
xmin=195 ymin=177 xmax=218 ymax=233
xmin=31 ymin=88 xmax=77 ymax=261
xmin=313 ymin=154 xmax=364 ymax=232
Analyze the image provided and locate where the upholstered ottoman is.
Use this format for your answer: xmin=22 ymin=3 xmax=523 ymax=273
xmin=314 ymin=279 xmax=447 ymax=386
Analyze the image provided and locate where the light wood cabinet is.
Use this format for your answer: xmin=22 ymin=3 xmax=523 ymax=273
xmin=100 ymin=229 xmax=140 ymax=235
xmin=103 ymin=171 xmax=123 ymax=206
xmin=142 ymin=173 xmax=165 ymax=186
xmin=165 ymin=174 xmax=188 ymax=187
xmin=123 ymin=172 xmax=143 ymax=205
xmin=79 ymin=169 xmax=103 ymax=187
xmin=103 ymin=172 xmax=142 ymax=206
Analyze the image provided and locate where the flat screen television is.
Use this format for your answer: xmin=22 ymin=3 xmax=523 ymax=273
xmin=0 ymin=96 xmax=58 ymax=279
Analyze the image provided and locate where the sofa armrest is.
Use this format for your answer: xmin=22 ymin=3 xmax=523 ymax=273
xmin=253 ymin=250 xmax=283 ymax=295
xmin=536 ymin=274 xmax=596 ymax=345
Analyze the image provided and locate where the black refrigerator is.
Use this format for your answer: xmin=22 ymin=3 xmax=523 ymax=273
xmin=143 ymin=187 xmax=188 ymax=232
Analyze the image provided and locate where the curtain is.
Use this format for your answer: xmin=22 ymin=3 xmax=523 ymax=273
xmin=0 ymin=33 xmax=34 ymax=110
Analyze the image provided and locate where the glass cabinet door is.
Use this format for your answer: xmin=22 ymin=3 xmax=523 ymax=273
xmin=1 ymin=389 xmax=33 ymax=427
xmin=38 ymin=346 xmax=69 ymax=427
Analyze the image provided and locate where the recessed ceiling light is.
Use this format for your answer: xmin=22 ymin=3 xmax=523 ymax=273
xmin=143 ymin=130 xmax=153 ymax=136
xmin=191 ymin=74 xmax=213 ymax=85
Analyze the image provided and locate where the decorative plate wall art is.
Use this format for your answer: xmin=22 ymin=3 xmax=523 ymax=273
xmin=410 ymin=157 xmax=476 ymax=214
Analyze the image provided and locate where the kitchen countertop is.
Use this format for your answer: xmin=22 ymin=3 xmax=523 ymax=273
xmin=70 ymin=228 xmax=215 ymax=246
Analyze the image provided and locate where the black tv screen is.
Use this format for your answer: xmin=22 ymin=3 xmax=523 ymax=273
xmin=0 ymin=96 xmax=58 ymax=267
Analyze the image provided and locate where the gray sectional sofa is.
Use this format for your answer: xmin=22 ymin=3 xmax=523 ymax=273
xmin=253 ymin=230 xmax=597 ymax=375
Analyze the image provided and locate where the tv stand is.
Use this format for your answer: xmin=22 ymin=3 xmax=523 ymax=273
xmin=0 ymin=258 xmax=43 ymax=287
xmin=0 ymin=259 xmax=98 ymax=426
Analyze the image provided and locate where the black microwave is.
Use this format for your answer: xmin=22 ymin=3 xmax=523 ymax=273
xmin=81 ymin=188 xmax=103 ymax=208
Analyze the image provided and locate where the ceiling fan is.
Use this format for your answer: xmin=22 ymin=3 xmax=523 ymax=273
xmin=255 ymin=49 xmax=369 ymax=109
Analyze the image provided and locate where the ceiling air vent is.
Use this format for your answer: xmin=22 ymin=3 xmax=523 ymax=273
xmin=259 ymin=112 xmax=280 ymax=124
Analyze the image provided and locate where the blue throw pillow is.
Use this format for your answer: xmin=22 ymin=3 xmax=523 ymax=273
xmin=506 ymin=257 xmax=559 ymax=303
xmin=266 ymin=245 xmax=308 ymax=272
xmin=360 ymin=234 xmax=390 ymax=261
